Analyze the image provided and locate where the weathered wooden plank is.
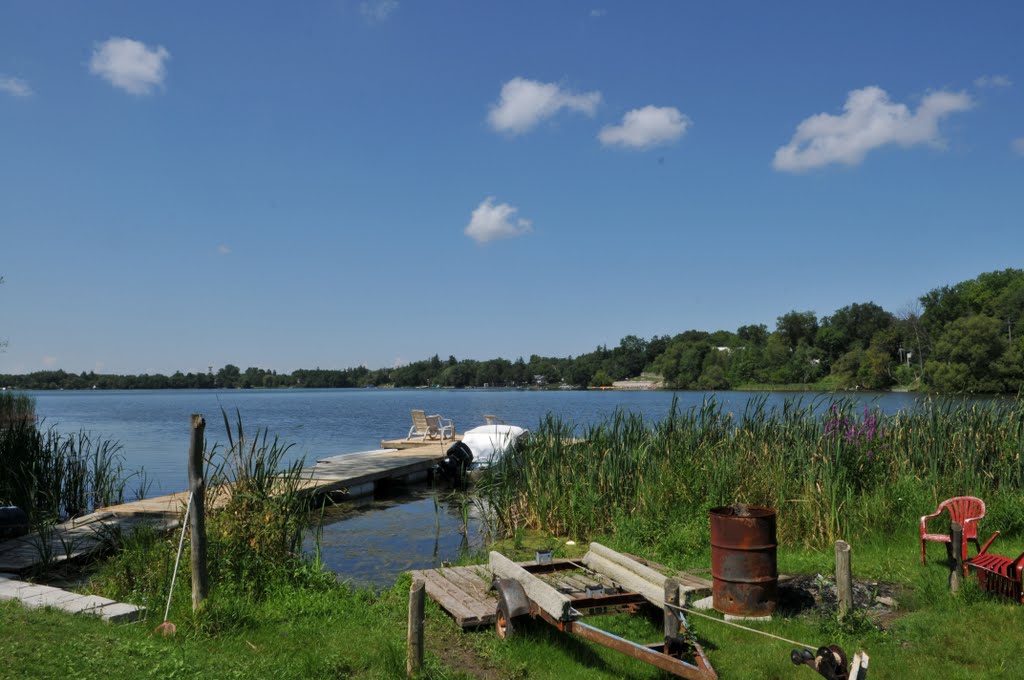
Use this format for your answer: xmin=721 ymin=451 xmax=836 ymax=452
xmin=590 ymin=543 xmax=668 ymax=586
xmin=559 ymin=574 xmax=593 ymax=592
xmin=624 ymin=553 xmax=713 ymax=593
xmin=564 ymin=569 xmax=604 ymax=589
xmin=583 ymin=552 xmax=664 ymax=607
xmin=439 ymin=566 xmax=491 ymax=598
xmin=538 ymin=574 xmax=578 ymax=594
xmin=489 ymin=552 xmax=573 ymax=621
xmin=414 ymin=570 xmax=489 ymax=624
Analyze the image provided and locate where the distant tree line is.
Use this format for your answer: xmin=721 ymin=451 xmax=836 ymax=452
xmin=3 ymin=269 xmax=1023 ymax=394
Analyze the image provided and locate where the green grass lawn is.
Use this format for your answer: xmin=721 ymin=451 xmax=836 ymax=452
xmin=4 ymin=529 xmax=1024 ymax=679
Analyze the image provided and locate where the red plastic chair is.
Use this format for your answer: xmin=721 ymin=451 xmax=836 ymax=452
xmin=967 ymin=531 xmax=1024 ymax=603
xmin=920 ymin=496 xmax=985 ymax=566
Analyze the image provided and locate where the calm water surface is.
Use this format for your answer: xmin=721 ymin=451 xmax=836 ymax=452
xmin=26 ymin=388 xmax=925 ymax=493
xmin=24 ymin=387 xmax=925 ymax=585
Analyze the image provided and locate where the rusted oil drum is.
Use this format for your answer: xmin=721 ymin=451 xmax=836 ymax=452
xmin=710 ymin=505 xmax=778 ymax=617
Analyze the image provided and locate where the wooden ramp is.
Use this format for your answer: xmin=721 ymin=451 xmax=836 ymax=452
xmin=299 ymin=448 xmax=445 ymax=495
xmin=0 ymin=445 xmax=447 ymax=575
xmin=410 ymin=558 xmax=713 ymax=629
xmin=0 ymin=510 xmax=180 ymax=574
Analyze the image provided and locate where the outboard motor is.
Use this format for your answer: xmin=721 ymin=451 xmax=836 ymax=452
xmin=436 ymin=441 xmax=474 ymax=486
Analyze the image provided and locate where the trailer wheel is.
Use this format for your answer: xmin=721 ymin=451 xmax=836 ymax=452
xmin=495 ymin=599 xmax=516 ymax=640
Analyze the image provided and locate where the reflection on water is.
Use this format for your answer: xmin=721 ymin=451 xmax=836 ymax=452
xmin=303 ymin=485 xmax=487 ymax=588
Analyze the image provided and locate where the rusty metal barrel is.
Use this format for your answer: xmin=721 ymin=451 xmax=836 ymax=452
xmin=710 ymin=505 xmax=778 ymax=617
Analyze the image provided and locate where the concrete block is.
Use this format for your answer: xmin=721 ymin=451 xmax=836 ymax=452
xmin=21 ymin=589 xmax=83 ymax=609
xmin=8 ymin=585 xmax=55 ymax=601
xmin=0 ymin=579 xmax=27 ymax=599
xmin=94 ymin=602 xmax=146 ymax=623
xmin=56 ymin=594 xmax=116 ymax=614
xmin=724 ymin=613 xmax=772 ymax=622
xmin=690 ymin=595 xmax=714 ymax=611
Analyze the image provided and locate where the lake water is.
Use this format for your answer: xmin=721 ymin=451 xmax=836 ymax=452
xmin=23 ymin=387 xmax=926 ymax=585
xmin=26 ymin=388 xmax=926 ymax=494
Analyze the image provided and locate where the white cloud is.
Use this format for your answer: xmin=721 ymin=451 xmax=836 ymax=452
xmin=975 ymin=74 xmax=1012 ymax=89
xmin=1012 ymin=138 xmax=1024 ymax=156
xmin=488 ymin=77 xmax=601 ymax=135
xmin=773 ymin=86 xmax=974 ymax=172
xmin=464 ymin=197 xmax=533 ymax=244
xmin=217 ymin=244 xmax=231 ymax=255
xmin=361 ymin=0 xmax=398 ymax=23
xmin=41 ymin=356 xmax=58 ymax=367
xmin=89 ymin=37 xmax=170 ymax=95
xmin=590 ymin=8 xmax=607 ymax=17
xmin=0 ymin=75 xmax=32 ymax=98
xmin=599 ymin=105 xmax=690 ymax=149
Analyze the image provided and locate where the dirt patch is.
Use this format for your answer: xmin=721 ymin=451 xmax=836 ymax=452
xmin=426 ymin=624 xmax=507 ymax=680
xmin=779 ymin=573 xmax=904 ymax=626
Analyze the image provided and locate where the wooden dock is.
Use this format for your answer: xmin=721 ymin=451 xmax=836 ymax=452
xmin=380 ymin=435 xmax=461 ymax=451
xmin=410 ymin=557 xmax=712 ymax=629
xmin=0 ymin=441 xmax=451 ymax=575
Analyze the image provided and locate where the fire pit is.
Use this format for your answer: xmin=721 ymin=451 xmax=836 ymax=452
xmin=710 ymin=504 xmax=778 ymax=617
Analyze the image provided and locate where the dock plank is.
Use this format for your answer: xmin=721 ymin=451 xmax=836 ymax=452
xmin=411 ymin=569 xmax=491 ymax=626
xmin=437 ymin=566 xmax=491 ymax=597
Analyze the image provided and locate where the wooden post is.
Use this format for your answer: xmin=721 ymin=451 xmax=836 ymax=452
xmin=663 ymin=578 xmax=680 ymax=639
xmin=835 ymin=540 xmax=853 ymax=618
xmin=188 ymin=414 xmax=209 ymax=612
xmin=407 ymin=578 xmax=425 ymax=677
xmin=949 ymin=521 xmax=963 ymax=593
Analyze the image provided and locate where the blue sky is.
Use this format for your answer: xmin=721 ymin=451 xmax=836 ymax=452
xmin=1 ymin=1 xmax=1022 ymax=375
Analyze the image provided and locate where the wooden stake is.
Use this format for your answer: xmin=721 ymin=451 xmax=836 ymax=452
xmin=849 ymin=651 xmax=870 ymax=680
xmin=407 ymin=578 xmax=425 ymax=677
xmin=663 ymin=578 xmax=680 ymax=639
xmin=188 ymin=414 xmax=209 ymax=612
xmin=949 ymin=521 xmax=963 ymax=594
xmin=835 ymin=540 xmax=853 ymax=618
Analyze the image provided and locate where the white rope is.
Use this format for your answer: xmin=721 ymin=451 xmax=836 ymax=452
xmin=666 ymin=600 xmax=817 ymax=650
xmin=563 ymin=558 xmax=817 ymax=650
xmin=163 ymin=492 xmax=193 ymax=623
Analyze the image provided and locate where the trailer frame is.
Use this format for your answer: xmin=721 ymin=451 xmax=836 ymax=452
xmin=491 ymin=553 xmax=717 ymax=679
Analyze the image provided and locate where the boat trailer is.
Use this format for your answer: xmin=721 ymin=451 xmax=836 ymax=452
xmin=490 ymin=546 xmax=716 ymax=679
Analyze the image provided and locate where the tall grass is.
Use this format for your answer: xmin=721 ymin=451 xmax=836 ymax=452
xmin=93 ymin=411 xmax=328 ymax=617
xmin=0 ymin=393 xmax=130 ymax=524
xmin=203 ymin=410 xmax=319 ymax=599
xmin=479 ymin=396 xmax=1024 ymax=550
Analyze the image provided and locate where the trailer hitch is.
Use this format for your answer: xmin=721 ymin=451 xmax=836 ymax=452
xmin=791 ymin=644 xmax=849 ymax=680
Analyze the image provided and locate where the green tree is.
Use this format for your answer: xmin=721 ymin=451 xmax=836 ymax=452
xmin=615 ymin=335 xmax=648 ymax=377
xmin=926 ymin=315 xmax=1008 ymax=392
xmin=737 ymin=324 xmax=768 ymax=346
xmin=216 ymin=364 xmax=241 ymax=389
xmin=819 ymin=302 xmax=894 ymax=358
xmin=776 ymin=311 xmax=818 ymax=349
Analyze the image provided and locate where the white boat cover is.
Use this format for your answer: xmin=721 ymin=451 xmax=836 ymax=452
xmin=461 ymin=424 xmax=528 ymax=468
